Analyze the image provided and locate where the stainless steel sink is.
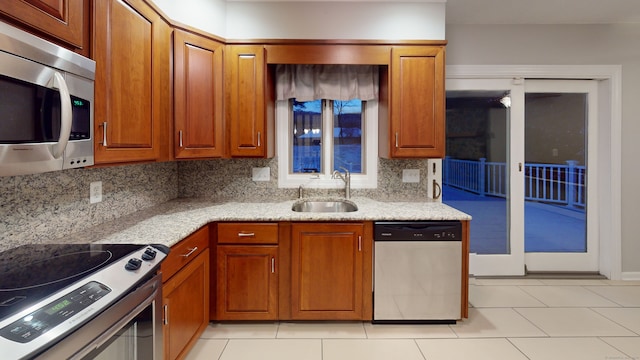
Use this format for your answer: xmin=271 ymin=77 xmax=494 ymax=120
xmin=291 ymin=199 xmax=358 ymax=213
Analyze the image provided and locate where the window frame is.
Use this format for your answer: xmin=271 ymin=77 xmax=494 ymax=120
xmin=277 ymin=98 xmax=378 ymax=189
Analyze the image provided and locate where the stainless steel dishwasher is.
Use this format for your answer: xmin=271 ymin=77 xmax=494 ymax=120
xmin=373 ymin=221 xmax=462 ymax=324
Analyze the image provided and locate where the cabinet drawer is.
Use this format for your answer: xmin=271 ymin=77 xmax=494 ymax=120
xmin=218 ymin=223 xmax=278 ymax=244
xmin=162 ymin=226 xmax=209 ymax=282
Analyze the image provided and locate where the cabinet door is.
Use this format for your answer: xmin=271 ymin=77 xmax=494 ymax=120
xmin=385 ymin=46 xmax=445 ymax=158
xmin=0 ymin=0 xmax=86 ymax=51
xmin=93 ymin=0 xmax=172 ymax=164
xmin=226 ymin=45 xmax=274 ymax=158
xmin=290 ymin=223 xmax=366 ymax=320
xmin=216 ymin=245 xmax=278 ymax=320
xmin=174 ymin=29 xmax=224 ymax=159
xmin=163 ymin=249 xmax=210 ymax=360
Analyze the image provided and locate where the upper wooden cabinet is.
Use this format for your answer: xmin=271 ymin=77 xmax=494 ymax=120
xmin=0 ymin=0 xmax=89 ymax=54
xmin=93 ymin=0 xmax=172 ymax=164
xmin=379 ymin=45 xmax=446 ymax=158
xmin=174 ymin=29 xmax=225 ymax=159
xmin=225 ymin=44 xmax=275 ymax=158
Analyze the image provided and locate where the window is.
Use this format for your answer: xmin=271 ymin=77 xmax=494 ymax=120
xmin=277 ymin=98 xmax=378 ymax=189
xmin=292 ymin=99 xmax=363 ymax=174
xmin=275 ymin=64 xmax=379 ymax=189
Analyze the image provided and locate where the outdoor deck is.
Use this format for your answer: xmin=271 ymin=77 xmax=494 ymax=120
xmin=443 ymin=185 xmax=586 ymax=254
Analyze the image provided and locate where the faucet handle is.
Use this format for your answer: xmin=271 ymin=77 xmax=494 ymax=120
xmin=339 ymin=167 xmax=350 ymax=176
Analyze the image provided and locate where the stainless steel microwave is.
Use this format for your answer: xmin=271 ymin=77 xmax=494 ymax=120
xmin=0 ymin=21 xmax=95 ymax=177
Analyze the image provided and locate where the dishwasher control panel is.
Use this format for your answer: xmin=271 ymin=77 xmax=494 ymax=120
xmin=374 ymin=221 xmax=462 ymax=241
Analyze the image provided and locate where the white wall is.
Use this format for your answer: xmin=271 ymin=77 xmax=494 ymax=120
xmin=151 ymin=0 xmax=227 ymax=36
xmin=225 ymin=2 xmax=445 ymax=40
xmin=151 ymin=0 xmax=445 ymax=40
xmin=446 ymin=23 xmax=640 ymax=274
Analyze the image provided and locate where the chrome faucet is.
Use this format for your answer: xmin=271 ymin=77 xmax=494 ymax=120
xmin=298 ymin=184 xmax=304 ymax=199
xmin=332 ymin=167 xmax=351 ymax=199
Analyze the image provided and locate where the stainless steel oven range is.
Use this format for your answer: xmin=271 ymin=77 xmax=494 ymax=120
xmin=0 ymin=243 xmax=169 ymax=360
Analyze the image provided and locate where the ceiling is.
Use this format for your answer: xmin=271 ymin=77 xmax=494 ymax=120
xmin=226 ymin=0 xmax=640 ymax=25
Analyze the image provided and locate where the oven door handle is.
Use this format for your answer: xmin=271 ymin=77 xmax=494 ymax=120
xmin=65 ymin=276 xmax=161 ymax=360
xmin=35 ymin=274 xmax=162 ymax=360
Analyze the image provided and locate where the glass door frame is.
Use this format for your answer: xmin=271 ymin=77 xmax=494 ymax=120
xmin=446 ymin=78 xmax=526 ymax=276
xmin=446 ymin=65 xmax=622 ymax=280
xmin=523 ymin=79 xmax=599 ymax=272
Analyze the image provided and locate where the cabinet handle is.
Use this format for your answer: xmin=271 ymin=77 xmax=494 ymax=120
xmin=358 ymin=236 xmax=362 ymax=252
xmin=271 ymin=257 xmax=275 ymax=273
xmin=163 ymin=304 xmax=169 ymax=325
xmin=257 ymin=132 xmax=261 ymax=147
xmin=395 ymin=132 xmax=398 ymax=148
xmin=180 ymin=246 xmax=198 ymax=257
xmin=237 ymin=232 xmax=255 ymax=237
xmin=179 ymin=130 xmax=183 ymax=148
xmin=102 ymin=122 xmax=108 ymax=147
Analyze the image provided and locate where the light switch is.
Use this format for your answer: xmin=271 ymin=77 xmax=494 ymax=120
xmin=252 ymin=167 xmax=270 ymax=181
xmin=90 ymin=181 xmax=102 ymax=204
xmin=402 ymin=169 xmax=420 ymax=183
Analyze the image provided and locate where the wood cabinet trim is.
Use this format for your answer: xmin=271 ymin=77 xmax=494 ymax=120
xmin=0 ymin=0 xmax=85 ymax=49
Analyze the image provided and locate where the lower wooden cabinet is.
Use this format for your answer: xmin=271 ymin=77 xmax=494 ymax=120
xmin=161 ymin=227 xmax=210 ymax=360
xmin=216 ymin=245 xmax=278 ymax=320
xmin=290 ymin=222 xmax=372 ymax=320
xmin=215 ymin=222 xmax=279 ymax=320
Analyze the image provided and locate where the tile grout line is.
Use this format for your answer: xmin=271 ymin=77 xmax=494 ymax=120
xmin=510 ymin=307 xmax=552 ymax=338
xmin=597 ymin=336 xmax=639 ymax=360
xmin=505 ymin=337 xmax=534 ymax=360
xmin=587 ymin=307 xmax=640 ymax=336
xmin=581 ymin=285 xmax=626 ymax=307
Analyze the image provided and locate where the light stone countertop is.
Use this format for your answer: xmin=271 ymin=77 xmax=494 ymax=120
xmin=66 ymin=196 xmax=471 ymax=248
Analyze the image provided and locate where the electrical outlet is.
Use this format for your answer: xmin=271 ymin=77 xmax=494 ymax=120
xmin=90 ymin=181 xmax=102 ymax=204
xmin=402 ymin=169 xmax=420 ymax=183
xmin=252 ymin=167 xmax=270 ymax=181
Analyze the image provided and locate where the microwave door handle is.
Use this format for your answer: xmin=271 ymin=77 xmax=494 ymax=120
xmin=50 ymin=72 xmax=72 ymax=159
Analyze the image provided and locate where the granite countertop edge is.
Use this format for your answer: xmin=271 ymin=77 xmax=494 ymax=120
xmin=68 ymin=196 xmax=472 ymax=248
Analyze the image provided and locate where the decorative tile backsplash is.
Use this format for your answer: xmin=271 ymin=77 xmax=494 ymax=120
xmin=1 ymin=157 xmax=431 ymax=252
xmin=177 ymin=157 xmax=431 ymax=200
xmin=0 ymin=162 xmax=178 ymax=252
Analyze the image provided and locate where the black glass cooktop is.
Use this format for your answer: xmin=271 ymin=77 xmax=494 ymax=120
xmin=0 ymin=244 xmax=143 ymax=322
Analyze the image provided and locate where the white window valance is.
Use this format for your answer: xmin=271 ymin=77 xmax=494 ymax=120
xmin=275 ymin=64 xmax=379 ymax=102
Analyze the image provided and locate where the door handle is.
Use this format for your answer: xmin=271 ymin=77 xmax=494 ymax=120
xmin=50 ymin=72 xmax=72 ymax=158
xmin=180 ymin=247 xmax=198 ymax=257
xmin=101 ymin=122 xmax=108 ymax=147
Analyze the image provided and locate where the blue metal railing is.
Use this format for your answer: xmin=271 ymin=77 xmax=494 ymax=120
xmin=443 ymin=157 xmax=586 ymax=209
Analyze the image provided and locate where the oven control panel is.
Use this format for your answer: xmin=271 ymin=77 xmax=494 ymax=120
xmin=0 ymin=281 xmax=111 ymax=343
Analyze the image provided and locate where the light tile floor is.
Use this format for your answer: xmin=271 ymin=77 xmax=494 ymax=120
xmin=185 ymin=279 xmax=640 ymax=360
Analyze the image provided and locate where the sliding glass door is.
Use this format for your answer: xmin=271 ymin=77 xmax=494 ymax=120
xmin=445 ymin=78 xmax=598 ymax=276
xmin=524 ymin=80 xmax=598 ymax=272
xmin=445 ymin=78 xmax=525 ymax=276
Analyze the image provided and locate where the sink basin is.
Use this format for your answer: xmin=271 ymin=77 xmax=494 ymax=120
xmin=292 ymin=199 xmax=358 ymax=213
